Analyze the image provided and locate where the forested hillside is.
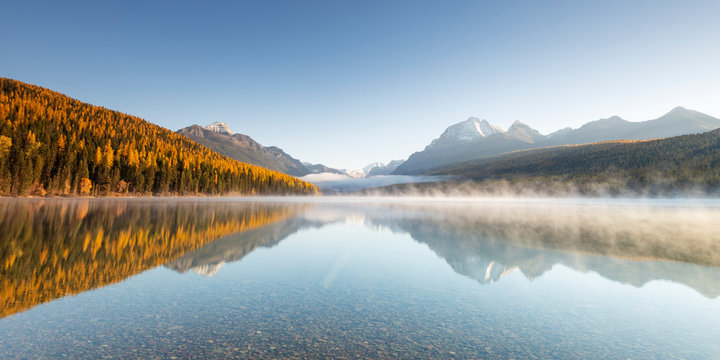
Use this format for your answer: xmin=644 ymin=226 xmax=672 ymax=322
xmin=0 ymin=78 xmax=319 ymax=196
xmin=427 ymin=130 xmax=720 ymax=195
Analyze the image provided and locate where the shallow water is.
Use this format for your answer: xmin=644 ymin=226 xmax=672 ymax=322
xmin=1 ymin=197 xmax=719 ymax=359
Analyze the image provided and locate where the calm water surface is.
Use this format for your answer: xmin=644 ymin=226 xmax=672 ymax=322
xmin=1 ymin=197 xmax=719 ymax=359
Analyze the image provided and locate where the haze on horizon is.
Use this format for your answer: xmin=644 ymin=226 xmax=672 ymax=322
xmin=2 ymin=0 xmax=719 ymax=170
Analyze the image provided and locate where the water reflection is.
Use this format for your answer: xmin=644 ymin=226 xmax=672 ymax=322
xmin=0 ymin=199 xmax=307 ymax=318
xmin=360 ymin=202 xmax=720 ymax=297
xmin=2 ymin=198 xmax=720 ymax=322
xmin=168 ymin=201 xmax=720 ymax=297
xmin=166 ymin=216 xmax=325 ymax=276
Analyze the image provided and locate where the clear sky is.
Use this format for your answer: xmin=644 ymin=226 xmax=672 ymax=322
xmin=2 ymin=0 xmax=719 ymax=170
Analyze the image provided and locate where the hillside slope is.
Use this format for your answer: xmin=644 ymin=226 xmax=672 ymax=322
xmin=177 ymin=123 xmax=343 ymax=177
xmin=0 ymin=78 xmax=318 ymax=195
xmin=177 ymin=125 xmax=306 ymax=176
xmin=428 ymin=130 xmax=720 ymax=195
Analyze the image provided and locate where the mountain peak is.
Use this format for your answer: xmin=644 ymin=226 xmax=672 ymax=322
xmin=655 ymin=106 xmax=720 ymax=128
xmin=506 ymin=120 xmax=542 ymax=141
xmin=205 ymin=122 xmax=234 ymax=135
xmin=662 ymin=106 xmax=696 ymax=118
xmin=439 ymin=117 xmax=505 ymax=143
xmin=358 ymin=159 xmax=406 ymax=177
xmin=508 ymin=120 xmax=533 ymax=131
xmin=670 ymin=106 xmax=688 ymax=112
xmin=363 ymin=161 xmax=386 ymax=174
xmin=579 ymin=115 xmax=629 ymax=130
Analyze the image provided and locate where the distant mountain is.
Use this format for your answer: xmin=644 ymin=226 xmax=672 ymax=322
xmin=0 ymin=78 xmax=318 ymax=196
xmin=344 ymin=168 xmax=367 ymax=178
xmin=366 ymin=160 xmax=405 ymax=177
xmin=302 ymin=162 xmax=344 ymax=175
xmin=544 ymin=107 xmax=720 ymax=146
xmin=393 ymin=118 xmax=544 ymax=175
xmin=393 ymin=108 xmax=720 ymax=175
xmin=419 ymin=128 xmax=720 ymax=196
xmin=342 ymin=160 xmax=406 ymax=178
xmin=177 ymin=122 xmax=342 ymax=177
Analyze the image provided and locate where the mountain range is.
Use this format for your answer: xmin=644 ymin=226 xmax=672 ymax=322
xmin=178 ymin=122 xmax=403 ymax=178
xmin=178 ymin=107 xmax=720 ymax=193
xmin=427 ymin=128 xmax=720 ymax=195
xmin=345 ymin=160 xmax=406 ymax=178
xmin=393 ymin=107 xmax=720 ymax=175
xmin=177 ymin=122 xmax=344 ymax=177
xmin=366 ymin=160 xmax=405 ymax=176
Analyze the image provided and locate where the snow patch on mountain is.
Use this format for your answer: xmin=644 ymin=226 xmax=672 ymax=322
xmin=204 ymin=122 xmax=234 ymax=135
xmin=425 ymin=117 xmax=506 ymax=150
xmin=441 ymin=117 xmax=505 ymax=141
xmin=363 ymin=162 xmax=385 ymax=175
xmin=340 ymin=160 xmax=407 ymax=178
xmin=191 ymin=262 xmax=225 ymax=277
xmin=345 ymin=169 xmax=367 ymax=178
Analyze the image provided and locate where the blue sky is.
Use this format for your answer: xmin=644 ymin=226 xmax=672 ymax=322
xmin=3 ymin=0 xmax=719 ymax=169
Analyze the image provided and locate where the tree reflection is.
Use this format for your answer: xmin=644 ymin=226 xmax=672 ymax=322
xmin=0 ymin=199 xmax=306 ymax=318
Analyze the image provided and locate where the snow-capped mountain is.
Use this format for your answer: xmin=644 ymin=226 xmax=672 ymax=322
xmin=341 ymin=160 xmax=406 ymax=178
xmin=366 ymin=160 xmax=405 ymax=177
xmin=363 ymin=162 xmax=386 ymax=175
xmin=506 ymin=120 xmax=543 ymax=142
xmin=429 ymin=117 xmax=505 ymax=148
xmin=342 ymin=169 xmax=364 ymax=178
xmin=204 ymin=121 xmax=234 ymax=135
xmin=394 ymin=117 xmax=542 ymax=174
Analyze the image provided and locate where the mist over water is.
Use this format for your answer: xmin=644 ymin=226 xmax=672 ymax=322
xmin=300 ymin=174 xmax=445 ymax=193
xmin=1 ymin=197 xmax=719 ymax=358
xmin=358 ymin=178 xmax=720 ymax=198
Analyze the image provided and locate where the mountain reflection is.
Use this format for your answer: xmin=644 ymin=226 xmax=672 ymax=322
xmin=170 ymin=201 xmax=720 ymax=298
xmin=0 ymin=199 xmax=307 ymax=318
xmin=362 ymin=202 xmax=720 ymax=297
xmin=166 ymin=216 xmax=325 ymax=276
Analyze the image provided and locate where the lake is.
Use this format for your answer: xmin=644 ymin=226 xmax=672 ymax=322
xmin=1 ymin=197 xmax=719 ymax=359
